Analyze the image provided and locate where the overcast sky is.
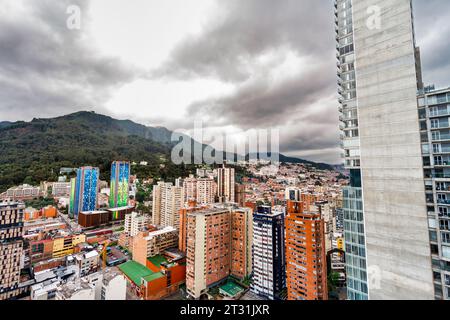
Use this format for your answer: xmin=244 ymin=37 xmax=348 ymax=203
xmin=0 ymin=0 xmax=449 ymax=164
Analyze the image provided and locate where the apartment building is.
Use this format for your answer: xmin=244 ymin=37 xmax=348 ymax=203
xmin=186 ymin=205 xmax=253 ymax=299
xmin=186 ymin=208 xmax=231 ymax=299
xmin=124 ymin=212 xmax=150 ymax=237
xmin=182 ymin=175 xmax=216 ymax=205
xmin=230 ymin=207 xmax=253 ymax=280
xmin=75 ymin=250 xmax=100 ymax=277
xmin=132 ymin=227 xmax=178 ymax=266
xmin=51 ymin=182 xmax=71 ymax=197
xmin=0 ymin=202 xmax=25 ymax=300
xmin=3 ymin=185 xmax=42 ymax=201
xmin=217 ymin=165 xmax=235 ymax=203
xmin=152 ymin=182 xmax=184 ymax=229
xmin=285 ymin=201 xmax=327 ymax=300
xmin=251 ymin=206 xmax=286 ymax=300
xmin=419 ymin=87 xmax=450 ymax=299
xmin=178 ymin=200 xmax=207 ymax=253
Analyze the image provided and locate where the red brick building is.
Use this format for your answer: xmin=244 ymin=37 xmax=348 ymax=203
xmin=285 ymin=200 xmax=327 ymax=300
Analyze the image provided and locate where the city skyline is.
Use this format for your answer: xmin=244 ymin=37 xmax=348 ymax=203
xmin=1 ymin=0 xmax=450 ymax=305
xmin=1 ymin=0 xmax=449 ymax=164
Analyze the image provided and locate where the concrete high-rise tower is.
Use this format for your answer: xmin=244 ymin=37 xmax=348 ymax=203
xmin=335 ymin=0 xmax=433 ymax=299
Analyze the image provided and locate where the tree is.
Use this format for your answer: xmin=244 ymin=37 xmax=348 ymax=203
xmin=327 ymin=271 xmax=341 ymax=298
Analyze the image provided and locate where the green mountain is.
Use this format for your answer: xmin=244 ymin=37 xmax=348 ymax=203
xmin=0 ymin=111 xmax=189 ymax=192
xmin=0 ymin=121 xmax=13 ymax=129
xmin=0 ymin=111 xmax=335 ymax=192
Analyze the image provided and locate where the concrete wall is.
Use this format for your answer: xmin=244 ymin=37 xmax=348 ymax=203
xmin=352 ymin=0 xmax=433 ymax=299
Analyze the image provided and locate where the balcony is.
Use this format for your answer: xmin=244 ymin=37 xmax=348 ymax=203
xmin=432 ymin=134 xmax=450 ymax=142
xmin=432 ymin=173 xmax=450 ymax=179
xmin=436 ymin=185 xmax=450 ymax=192
xmin=430 ymin=109 xmax=450 ymax=118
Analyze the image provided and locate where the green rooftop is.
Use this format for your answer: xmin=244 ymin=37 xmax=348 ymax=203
xmin=147 ymin=255 xmax=168 ymax=268
xmin=219 ymin=281 xmax=244 ymax=297
xmin=118 ymin=260 xmax=154 ymax=286
xmin=143 ymin=272 xmax=166 ymax=282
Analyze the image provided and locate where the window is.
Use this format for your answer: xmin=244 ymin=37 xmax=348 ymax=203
xmin=433 ymin=144 xmax=442 ymax=153
xmin=430 ymin=107 xmax=439 ymax=117
xmin=442 ymin=246 xmax=450 ymax=259
xmin=432 ymin=131 xmax=441 ymax=141
xmin=440 ymin=219 xmax=450 ymax=231
xmin=440 ymin=207 xmax=450 ymax=217
xmin=431 ymin=119 xmax=439 ymax=129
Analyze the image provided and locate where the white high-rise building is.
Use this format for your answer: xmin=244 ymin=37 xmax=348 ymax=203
xmin=196 ymin=178 xmax=215 ymax=205
xmin=152 ymin=182 xmax=184 ymax=229
xmin=183 ymin=175 xmax=197 ymax=202
xmin=284 ymin=187 xmax=300 ymax=201
xmin=182 ymin=175 xmax=216 ymax=205
xmin=124 ymin=212 xmax=150 ymax=237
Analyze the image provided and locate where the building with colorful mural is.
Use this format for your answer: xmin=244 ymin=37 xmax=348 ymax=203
xmin=109 ymin=161 xmax=130 ymax=208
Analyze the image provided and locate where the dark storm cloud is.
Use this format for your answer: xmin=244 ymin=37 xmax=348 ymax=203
xmin=2 ymin=0 xmax=449 ymax=164
xmin=0 ymin=0 xmax=137 ymax=121
xmin=413 ymin=0 xmax=450 ymax=87
xmin=154 ymin=0 xmax=334 ymax=83
xmin=155 ymin=0 xmax=450 ymax=163
xmin=186 ymin=63 xmax=336 ymax=129
xmin=155 ymin=0 xmax=340 ymax=162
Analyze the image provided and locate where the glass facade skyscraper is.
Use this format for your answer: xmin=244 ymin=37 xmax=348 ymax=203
xmin=70 ymin=166 xmax=99 ymax=219
xmin=335 ymin=0 xmax=367 ymax=300
xmin=109 ymin=161 xmax=130 ymax=208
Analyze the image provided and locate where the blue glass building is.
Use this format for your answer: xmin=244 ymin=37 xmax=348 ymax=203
xmin=70 ymin=167 xmax=99 ymax=219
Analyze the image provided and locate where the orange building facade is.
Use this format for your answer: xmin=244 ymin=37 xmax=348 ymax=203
xmin=24 ymin=206 xmax=57 ymax=221
xmin=178 ymin=200 xmax=207 ymax=253
xmin=230 ymin=208 xmax=253 ymax=280
xmin=142 ymin=259 xmax=186 ymax=300
xmin=285 ymin=200 xmax=328 ymax=300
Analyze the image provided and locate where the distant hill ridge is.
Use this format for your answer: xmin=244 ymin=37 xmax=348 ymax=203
xmin=0 ymin=111 xmax=334 ymax=191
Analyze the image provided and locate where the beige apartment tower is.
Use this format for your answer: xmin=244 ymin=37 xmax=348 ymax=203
xmin=152 ymin=182 xmax=184 ymax=229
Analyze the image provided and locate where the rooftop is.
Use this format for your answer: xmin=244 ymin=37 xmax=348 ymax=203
xmin=188 ymin=208 xmax=230 ymax=217
xmin=80 ymin=210 xmax=109 ymax=215
xmin=118 ymin=261 xmax=153 ymax=286
xmin=219 ymin=281 xmax=244 ymax=298
xmin=147 ymin=255 xmax=167 ymax=268
xmin=108 ymin=206 xmax=134 ymax=212
xmin=144 ymin=226 xmax=177 ymax=240
xmin=142 ymin=272 xmax=165 ymax=282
